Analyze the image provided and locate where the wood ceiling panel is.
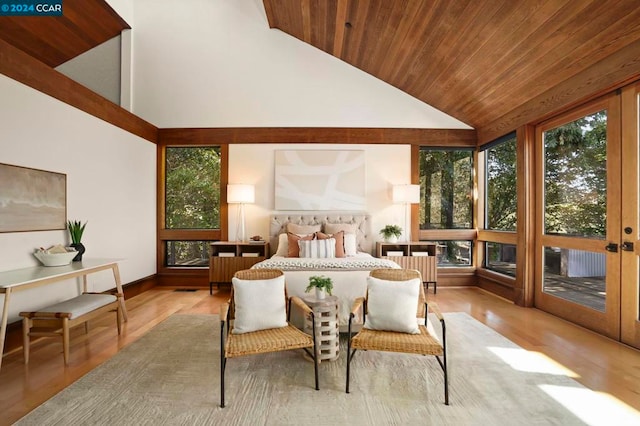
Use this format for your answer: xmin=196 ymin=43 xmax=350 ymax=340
xmin=0 ymin=0 xmax=129 ymax=67
xmin=457 ymin=0 xmax=632 ymax=121
xmin=264 ymin=0 xmax=640 ymax=134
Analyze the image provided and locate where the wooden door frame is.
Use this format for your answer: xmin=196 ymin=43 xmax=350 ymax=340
xmin=620 ymin=82 xmax=640 ymax=347
xmin=534 ymin=93 xmax=621 ymax=339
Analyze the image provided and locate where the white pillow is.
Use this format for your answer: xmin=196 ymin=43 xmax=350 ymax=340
xmin=364 ymin=276 xmax=421 ymax=334
xmin=231 ymin=275 xmax=287 ymax=334
xmin=344 ymin=233 xmax=357 ymax=256
xmin=274 ymin=233 xmax=289 ymax=257
xmin=298 ymin=238 xmax=336 ymax=258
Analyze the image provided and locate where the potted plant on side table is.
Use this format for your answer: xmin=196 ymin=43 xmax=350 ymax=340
xmin=305 ymin=275 xmax=333 ymax=300
xmin=68 ymin=220 xmax=87 ymax=261
xmin=379 ymin=224 xmax=403 ymax=243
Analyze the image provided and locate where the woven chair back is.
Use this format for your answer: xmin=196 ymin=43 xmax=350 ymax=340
xmin=230 ymin=269 xmax=287 ymax=320
xmin=368 ymin=268 xmax=425 ymax=317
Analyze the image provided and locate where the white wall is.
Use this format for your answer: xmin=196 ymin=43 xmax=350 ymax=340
xmin=0 ymin=75 xmax=156 ymax=323
xmin=56 ymin=36 xmax=122 ymax=105
xmin=229 ymin=144 xmax=412 ymax=250
xmin=131 ymin=0 xmax=471 ymax=129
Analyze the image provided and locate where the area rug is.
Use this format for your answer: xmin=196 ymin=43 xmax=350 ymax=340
xmin=15 ymin=313 xmax=640 ymax=425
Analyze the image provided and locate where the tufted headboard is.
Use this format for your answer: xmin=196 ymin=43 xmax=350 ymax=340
xmin=269 ymin=213 xmax=373 ymax=255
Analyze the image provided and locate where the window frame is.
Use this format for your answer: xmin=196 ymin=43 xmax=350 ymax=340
xmin=417 ymin=146 xmax=477 ymax=270
xmin=157 ymin=143 xmax=228 ymax=275
xmin=477 ymin=132 xmax=518 ymax=278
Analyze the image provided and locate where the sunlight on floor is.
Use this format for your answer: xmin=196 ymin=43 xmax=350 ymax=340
xmin=539 ymin=385 xmax=640 ymax=425
xmin=488 ymin=346 xmax=579 ymax=377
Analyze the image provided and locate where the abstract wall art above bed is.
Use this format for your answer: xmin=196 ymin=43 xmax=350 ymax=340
xmin=274 ymin=150 xmax=365 ymax=210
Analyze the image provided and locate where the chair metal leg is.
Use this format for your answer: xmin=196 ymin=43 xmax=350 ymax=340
xmin=346 ymin=314 xmax=355 ymax=393
xmin=442 ymin=319 xmax=448 ymax=405
xmin=436 ymin=317 xmax=448 ymax=405
xmin=311 ymin=311 xmax=319 ymax=390
xmin=220 ymin=321 xmax=226 ymax=408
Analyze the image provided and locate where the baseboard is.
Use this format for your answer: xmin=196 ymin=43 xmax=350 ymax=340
xmin=1 ymin=274 xmax=158 ymax=356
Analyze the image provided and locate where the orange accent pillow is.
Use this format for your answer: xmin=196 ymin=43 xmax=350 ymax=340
xmin=287 ymin=232 xmax=315 ymax=257
xmin=316 ymin=231 xmax=345 ymax=258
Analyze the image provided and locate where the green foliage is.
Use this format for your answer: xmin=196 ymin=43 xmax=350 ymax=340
xmin=543 ymin=110 xmax=607 ymax=237
xmin=379 ymin=224 xmax=402 ymax=239
xmin=67 ymin=220 xmax=87 ymax=244
xmin=419 ymin=149 xmax=473 ymax=230
xmin=165 ymin=147 xmax=221 ymax=230
xmin=165 ymin=147 xmax=221 ymax=264
xmin=487 ymin=135 xmax=517 ymax=231
xmin=305 ymin=275 xmax=333 ymax=295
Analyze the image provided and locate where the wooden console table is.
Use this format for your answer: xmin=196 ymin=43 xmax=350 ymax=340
xmin=0 ymin=258 xmax=127 ymax=371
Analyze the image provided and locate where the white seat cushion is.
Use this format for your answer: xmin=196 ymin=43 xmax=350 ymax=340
xmin=37 ymin=294 xmax=117 ymax=319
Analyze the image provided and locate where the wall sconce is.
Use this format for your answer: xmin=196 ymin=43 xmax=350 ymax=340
xmin=227 ymin=184 xmax=255 ymax=242
xmin=392 ymin=184 xmax=420 ymax=242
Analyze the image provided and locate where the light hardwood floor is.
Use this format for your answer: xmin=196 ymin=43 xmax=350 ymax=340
xmin=0 ymin=286 xmax=639 ymax=424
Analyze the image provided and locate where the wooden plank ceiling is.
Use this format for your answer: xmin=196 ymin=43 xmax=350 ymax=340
xmin=263 ymin=0 xmax=640 ymax=134
xmin=0 ymin=0 xmax=128 ymax=67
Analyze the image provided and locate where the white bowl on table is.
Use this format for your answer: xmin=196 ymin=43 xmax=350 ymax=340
xmin=33 ymin=250 xmax=78 ymax=267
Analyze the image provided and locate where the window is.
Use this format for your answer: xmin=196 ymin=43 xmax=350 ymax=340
xmin=434 ymin=240 xmax=472 ymax=267
xmin=485 ymin=242 xmax=516 ymax=277
xmin=166 ymin=147 xmax=221 ymax=230
xmin=419 ymin=148 xmax=473 ymax=230
xmin=543 ymin=110 xmax=607 ymax=238
xmin=162 ymin=146 xmax=223 ymax=267
xmin=484 ymin=133 xmax=517 ymax=231
xmin=479 ymin=132 xmax=518 ymax=278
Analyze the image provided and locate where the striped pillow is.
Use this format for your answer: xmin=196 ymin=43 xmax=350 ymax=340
xmin=298 ymin=238 xmax=336 ymax=258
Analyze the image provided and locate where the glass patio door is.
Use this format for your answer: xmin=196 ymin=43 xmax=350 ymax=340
xmin=535 ymin=93 xmax=622 ymax=340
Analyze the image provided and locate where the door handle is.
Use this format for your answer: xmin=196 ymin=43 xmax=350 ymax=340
xmin=605 ymin=243 xmax=618 ymax=252
xmin=621 ymin=241 xmax=634 ymax=252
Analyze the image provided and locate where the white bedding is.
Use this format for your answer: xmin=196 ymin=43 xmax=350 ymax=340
xmin=252 ymin=254 xmax=400 ymax=328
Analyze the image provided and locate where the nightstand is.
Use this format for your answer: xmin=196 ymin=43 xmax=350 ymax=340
xmin=209 ymin=241 xmax=269 ymax=294
xmin=376 ymin=241 xmax=438 ymax=293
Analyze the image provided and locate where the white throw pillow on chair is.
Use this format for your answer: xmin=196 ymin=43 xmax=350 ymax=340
xmin=231 ymin=275 xmax=288 ymax=334
xmin=364 ymin=276 xmax=421 ymax=334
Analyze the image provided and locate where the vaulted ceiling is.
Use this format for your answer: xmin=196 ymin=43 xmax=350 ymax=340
xmin=263 ymin=0 xmax=640 ymax=140
xmin=1 ymin=0 xmax=640 ymax=143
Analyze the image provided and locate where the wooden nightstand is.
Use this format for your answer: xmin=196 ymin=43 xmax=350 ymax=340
xmin=209 ymin=241 xmax=269 ymax=294
xmin=376 ymin=241 xmax=438 ymax=293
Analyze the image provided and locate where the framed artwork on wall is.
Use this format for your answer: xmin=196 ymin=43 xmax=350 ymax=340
xmin=274 ymin=150 xmax=366 ymax=210
xmin=0 ymin=163 xmax=67 ymax=232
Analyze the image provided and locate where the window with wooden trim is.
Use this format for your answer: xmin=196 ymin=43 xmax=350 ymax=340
xmin=480 ymin=132 xmax=517 ymax=276
xmin=419 ymin=148 xmax=473 ymax=230
xmin=418 ymin=147 xmax=474 ymax=267
xmin=161 ymin=146 xmax=222 ymax=267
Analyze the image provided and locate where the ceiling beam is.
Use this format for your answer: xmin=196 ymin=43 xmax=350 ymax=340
xmin=158 ymin=127 xmax=476 ymax=147
xmin=0 ymin=38 xmax=157 ymax=143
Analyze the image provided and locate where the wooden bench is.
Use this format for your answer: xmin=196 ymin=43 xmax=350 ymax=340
xmin=20 ymin=292 xmax=122 ymax=365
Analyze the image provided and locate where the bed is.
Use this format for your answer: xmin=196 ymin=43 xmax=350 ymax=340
xmin=251 ymin=214 xmax=400 ymax=328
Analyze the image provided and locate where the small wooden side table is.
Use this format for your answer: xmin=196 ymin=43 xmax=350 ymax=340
xmin=302 ymin=295 xmax=340 ymax=362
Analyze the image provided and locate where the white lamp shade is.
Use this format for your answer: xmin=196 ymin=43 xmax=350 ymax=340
xmin=392 ymin=184 xmax=420 ymax=204
xmin=227 ymin=184 xmax=255 ymax=204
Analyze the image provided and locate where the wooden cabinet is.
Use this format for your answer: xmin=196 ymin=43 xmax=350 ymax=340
xmin=209 ymin=242 xmax=269 ymax=294
xmin=376 ymin=242 xmax=438 ymax=293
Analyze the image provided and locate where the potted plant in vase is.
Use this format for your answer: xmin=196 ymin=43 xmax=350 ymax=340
xmin=68 ymin=220 xmax=87 ymax=261
xmin=305 ymin=275 xmax=333 ymax=300
xmin=379 ymin=224 xmax=402 ymax=243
